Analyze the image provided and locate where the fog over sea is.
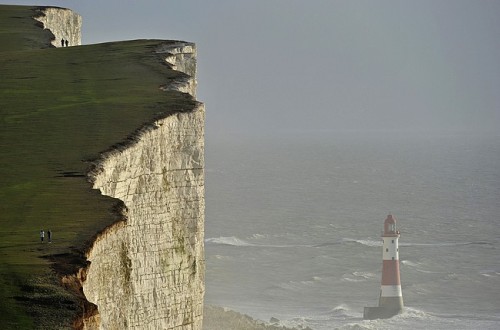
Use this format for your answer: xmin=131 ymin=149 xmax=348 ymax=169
xmin=204 ymin=132 xmax=500 ymax=330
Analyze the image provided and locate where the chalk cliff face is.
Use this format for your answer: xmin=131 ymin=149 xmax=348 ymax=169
xmin=27 ymin=7 xmax=205 ymax=329
xmin=157 ymin=43 xmax=198 ymax=96
xmin=81 ymin=43 xmax=205 ymax=329
xmin=34 ymin=6 xmax=82 ymax=47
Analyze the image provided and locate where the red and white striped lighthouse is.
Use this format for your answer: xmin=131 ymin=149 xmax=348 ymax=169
xmin=364 ymin=214 xmax=404 ymax=319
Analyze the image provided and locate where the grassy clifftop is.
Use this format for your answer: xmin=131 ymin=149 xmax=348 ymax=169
xmin=0 ymin=5 xmax=197 ymax=328
xmin=0 ymin=5 xmax=55 ymax=50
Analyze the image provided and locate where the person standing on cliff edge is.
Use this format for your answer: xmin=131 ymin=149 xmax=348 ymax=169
xmin=61 ymin=38 xmax=64 ymax=47
xmin=47 ymin=230 xmax=52 ymax=243
xmin=40 ymin=229 xmax=44 ymax=243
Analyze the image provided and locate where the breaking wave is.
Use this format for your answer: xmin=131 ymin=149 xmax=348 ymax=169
xmin=342 ymin=271 xmax=377 ymax=282
xmin=312 ymin=238 xmax=381 ymax=248
xmin=330 ymin=304 xmax=359 ymax=318
xmin=341 ymin=238 xmax=382 ymax=247
xmin=275 ymin=276 xmax=326 ymax=293
xmin=480 ymin=270 xmax=500 ymax=278
xmin=395 ymin=306 xmax=434 ymax=320
xmin=205 ymin=236 xmax=253 ymax=246
xmin=205 ymin=236 xmax=311 ymax=248
xmin=401 ymin=260 xmax=419 ymax=267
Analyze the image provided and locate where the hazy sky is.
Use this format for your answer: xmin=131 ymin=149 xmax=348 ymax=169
xmin=4 ymin=0 xmax=500 ymax=138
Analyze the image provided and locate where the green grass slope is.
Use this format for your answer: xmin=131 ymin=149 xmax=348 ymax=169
xmin=0 ymin=5 xmax=197 ymax=329
xmin=0 ymin=5 xmax=55 ymax=51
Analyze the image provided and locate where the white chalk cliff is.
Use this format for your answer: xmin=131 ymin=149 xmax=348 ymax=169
xmin=34 ymin=6 xmax=82 ymax=47
xmin=81 ymin=43 xmax=205 ymax=329
xmin=31 ymin=7 xmax=205 ymax=330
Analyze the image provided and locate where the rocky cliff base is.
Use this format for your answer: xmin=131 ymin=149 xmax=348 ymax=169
xmin=203 ymin=306 xmax=310 ymax=330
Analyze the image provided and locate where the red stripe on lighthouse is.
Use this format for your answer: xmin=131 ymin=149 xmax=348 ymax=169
xmin=381 ymin=260 xmax=401 ymax=285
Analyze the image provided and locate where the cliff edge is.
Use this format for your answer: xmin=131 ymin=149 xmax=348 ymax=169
xmin=80 ymin=42 xmax=205 ymax=329
xmin=0 ymin=5 xmax=204 ymax=329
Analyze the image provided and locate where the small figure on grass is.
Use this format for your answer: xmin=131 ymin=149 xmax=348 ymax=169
xmin=47 ymin=229 xmax=52 ymax=243
xmin=40 ymin=229 xmax=44 ymax=243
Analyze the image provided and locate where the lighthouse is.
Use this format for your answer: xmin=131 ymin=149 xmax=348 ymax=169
xmin=363 ymin=214 xmax=404 ymax=320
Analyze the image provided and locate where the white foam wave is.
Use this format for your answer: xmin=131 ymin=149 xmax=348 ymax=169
xmin=251 ymin=233 xmax=268 ymax=239
xmin=277 ymin=276 xmax=324 ymax=291
xmin=330 ymin=304 xmax=350 ymax=316
xmin=342 ymin=238 xmax=382 ymax=247
xmin=342 ymin=272 xmax=376 ymax=283
xmin=401 ymin=260 xmax=419 ymax=267
xmin=342 ymin=277 xmax=365 ymax=283
xmin=396 ymin=306 xmax=434 ymax=320
xmin=353 ymin=271 xmax=376 ymax=279
xmin=329 ymin=304 xmax=360 ymax=319
xmin=401 ymin=260 xmax=439 ymax=273
xmin=206 ymin=236 xmax=313 ymax=248
xmin=213 ymin=254 xmax=231 ymax=260
xmin=480 ymin=270 xmax=500 ymax=278
xmin=205 ymin=236 xmax=252 ymax=246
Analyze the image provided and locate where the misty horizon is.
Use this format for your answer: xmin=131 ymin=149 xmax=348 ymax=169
xmin=3 ymin=0 xmax=499 ymax=139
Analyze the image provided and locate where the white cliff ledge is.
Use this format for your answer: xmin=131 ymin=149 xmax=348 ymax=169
xmin=80 ymin=42 xmax=205 ymax=329
xmin=33 ymin=6 xmax=82 ymax=47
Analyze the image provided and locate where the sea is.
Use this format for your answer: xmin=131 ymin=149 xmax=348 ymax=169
xmin=204 ymin=131 xmax=500 ymax=330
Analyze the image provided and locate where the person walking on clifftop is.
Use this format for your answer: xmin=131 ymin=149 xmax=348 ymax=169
xmin=40 ymin=229 xmax=44 ymax=243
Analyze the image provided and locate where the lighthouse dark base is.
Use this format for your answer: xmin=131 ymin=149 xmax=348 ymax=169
xmin=363 ymin=297 xmax=404 ymax=320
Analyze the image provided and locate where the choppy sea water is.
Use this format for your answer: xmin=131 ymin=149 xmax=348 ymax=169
xmin=204 ymin=132 xmax=500 ymax=329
